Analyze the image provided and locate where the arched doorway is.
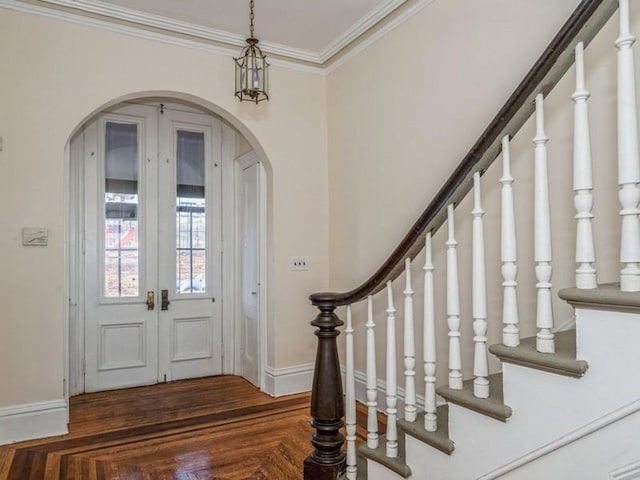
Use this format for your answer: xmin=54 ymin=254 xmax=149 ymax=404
xmin=65 ymin=95 xmax=268 ymax=396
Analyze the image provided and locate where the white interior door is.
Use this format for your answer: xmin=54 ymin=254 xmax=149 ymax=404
xmin=83 ymin=104 xmax=223 ymax=392
xmin=239 ymin=161 xmax=260 ymax=386
xmin=157 ymin=109 xmax=223 ymax=382
xmin=84 ymin=105 xmax=159 ymax=392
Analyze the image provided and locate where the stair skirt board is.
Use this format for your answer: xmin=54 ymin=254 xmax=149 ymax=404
xmin=475 ymin=398 xmax=640 ymax=479
xmin=401 ymin=398 xmax=640 ymax=480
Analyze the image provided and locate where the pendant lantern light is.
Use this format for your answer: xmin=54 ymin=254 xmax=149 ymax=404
xmin=234 ymin=0 xmax=269 ymax=103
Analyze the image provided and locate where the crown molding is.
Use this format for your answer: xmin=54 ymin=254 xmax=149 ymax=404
xmin=36 ymin=0 xmax=407 ymax=65
xmin=38 ymin=0 xmax=323 ymax=63
xmin=318 ymin=0 xmax=406 ymax=63
xmin=1 ymin=0 xmax=435 ymax=75
xmin=325 ymin=0 xmax=434 ymax=74
xmin=36 ymin=0 xmax=409 ymax=65
xmin=0 ymin=0 xmax=325 ymax=74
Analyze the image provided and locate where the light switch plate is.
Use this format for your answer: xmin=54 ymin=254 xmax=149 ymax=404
xmin=290 ymin=256 xmax=309 ymax=271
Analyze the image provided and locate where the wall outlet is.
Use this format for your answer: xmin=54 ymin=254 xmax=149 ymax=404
xmin=290 ymin=256 xmax=309 ymax=271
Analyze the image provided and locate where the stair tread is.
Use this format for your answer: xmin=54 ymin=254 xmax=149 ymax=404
xmin=489 ymin=330 xmax=588 ymax=378
xmin=559 ymin=282 xmax=640 ymax=310
xmin=358 ymin=433 xmax=412 ymax=478
xmin=397 ymin=405 xmax=454 ymax=455
xmin=436 ymin=372 xmax=512 ymax=422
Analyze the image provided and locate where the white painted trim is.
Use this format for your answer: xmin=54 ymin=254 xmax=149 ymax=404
xmin=0 ymin=399 xmax=68 ymax=445
xmin=232 ymin=150 xmax=266 ymax=392
xmin=67 ymin=128 xmax=86 ymax=397
xmin=236 ymin=150 xmax=258 ymax=170
xmin=610 ymin=459 xmax=640 ymax=480
xmin=264 ymin=363 xmax=314 ymax=397
xmin=345 ymin=366 xmax=445 ymax=413
xmin=318 ymin=0 xmax=406 ymax=62
xmin=554 ymin=316 xmax=576 ymax=332
xmin=39 ymin=0 xmax=321 ymax=63
xmin=0 ymin=0 xmax=323 ymax=75
xmin=38 ymin=0 xmax=407 ymax=65
xmin=477 ymin=398 xmax=640 ymax=480
xmin=221 ymin=122 xmax=237 ymax=376
xmin=1 ymin=0 xmax=433 ymax=75
xmin=325 ymin=0 xmax=434 ymax=74
xmin=264 ymin=362 xmax=444 ymax=407
xmin=63 ymin=138 xmax=71 ymax=418
xmin=258 ymin=162 xmax=268 ymax=392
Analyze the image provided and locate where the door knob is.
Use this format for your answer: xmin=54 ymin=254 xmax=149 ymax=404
xmin=161 ymin=289 xmax=170 ymax=310
xmin=146 ymin=291 xmax=155 ymax=310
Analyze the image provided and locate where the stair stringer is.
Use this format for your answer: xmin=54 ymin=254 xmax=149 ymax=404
xmin=394 ymin=306 xmax=640 ymax=480
xmin=487 ymin=402 xmax=640 ymax=479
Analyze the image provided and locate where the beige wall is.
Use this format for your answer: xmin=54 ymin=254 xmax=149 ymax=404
xmin=0 ymin=9 xmax=328 ymax=406
xmin=326 ymin=0 xmax=636 ymax=385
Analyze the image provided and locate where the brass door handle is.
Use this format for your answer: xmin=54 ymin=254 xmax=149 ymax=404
xmin=161 ymin=289 xmax=170 ymax=311
xmin=146 ymin=291 xmax=155 ymax=311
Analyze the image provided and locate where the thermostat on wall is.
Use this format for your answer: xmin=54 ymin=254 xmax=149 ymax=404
xmin=23 ymin=228 xmax=48 ymax=246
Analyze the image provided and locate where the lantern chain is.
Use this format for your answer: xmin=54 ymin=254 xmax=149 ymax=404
xmin=249 ymin=0 xmax=255 ymax=38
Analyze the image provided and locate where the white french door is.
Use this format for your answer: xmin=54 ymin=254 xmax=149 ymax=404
xmin=83 ymin=104 xmax=223 ymax=392
xmin=158 ymin=109 xmax=222 ymax=382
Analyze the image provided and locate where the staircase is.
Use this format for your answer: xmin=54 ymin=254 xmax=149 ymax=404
xmin=356 ymin=288 xmax=640 ymax=479
xmin=303 ymin=1 xmax=640 ymax=479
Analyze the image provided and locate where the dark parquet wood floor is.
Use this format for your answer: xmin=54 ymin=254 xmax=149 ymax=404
xmin=0 ymin=376 xmax=375 ymax=480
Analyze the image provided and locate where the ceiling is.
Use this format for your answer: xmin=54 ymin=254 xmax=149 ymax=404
xmin=36 ymin=0 xmax=409 ymax=64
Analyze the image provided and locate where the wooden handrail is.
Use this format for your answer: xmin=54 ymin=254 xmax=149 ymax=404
xmin=310 ymin=0 xmax=618 ymax=308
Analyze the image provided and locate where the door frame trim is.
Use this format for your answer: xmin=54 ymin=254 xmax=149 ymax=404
xmin=66 ymin=102 xmax=267 ymax=401
xmin=232 ymin=150 xmax=265 ymax=389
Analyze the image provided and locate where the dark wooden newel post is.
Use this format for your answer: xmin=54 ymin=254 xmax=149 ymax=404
xmin=304 ymin=293 xmax=346 ymax=480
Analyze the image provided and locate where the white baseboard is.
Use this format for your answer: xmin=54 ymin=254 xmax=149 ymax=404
xmin=264 ymin=363 xmax=314 ymax=397
xmin=0 ymin=399 xmax=68 ymax=445
xmin=344 ymin=366 xmax=445 ymax=414
xmin=263 ymin=362 xmax=442 ymax=410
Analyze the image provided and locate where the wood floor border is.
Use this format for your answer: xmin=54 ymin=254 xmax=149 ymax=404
xmin=7 ymin=395 xmax=309 ymax=479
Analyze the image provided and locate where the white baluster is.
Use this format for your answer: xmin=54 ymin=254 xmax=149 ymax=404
xmin=403 ymin=258 xmax=417 ymax=422
xmin=365 ymin=295 xmax=379 ymax=449
xmin=616 ymin=0 xmax=640 ymax=292
xmin=423 ymin=231 xmax=438 ymax=432
xmin=472 ymin=172 xmax=490 ymax=398
xmin=573 ymin=41 xmax=598 ymax=290
xmin=447 ymin=204 xmax=463 ymax=389
xmin=345 ymin=306 xmax=357 ymax=480
xmin=385 ymin=282 xmax=398 ymax=458
xmin=534 ymin=93 xmax=555 ymax=353
xmin=500 ymin=135 xmax=520 ymax=347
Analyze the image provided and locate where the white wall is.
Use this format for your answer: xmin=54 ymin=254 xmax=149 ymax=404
xmin=0 ymin=8 xmax=329 ymax=408
xmin=326 ymin=0 xmax=633 ymax=386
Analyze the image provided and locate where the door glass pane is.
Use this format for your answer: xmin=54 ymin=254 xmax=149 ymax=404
xmin=104 ymin=121 xmax=140 ymax=298
xmin=176 ymin=130 xmax=206 ymax=294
